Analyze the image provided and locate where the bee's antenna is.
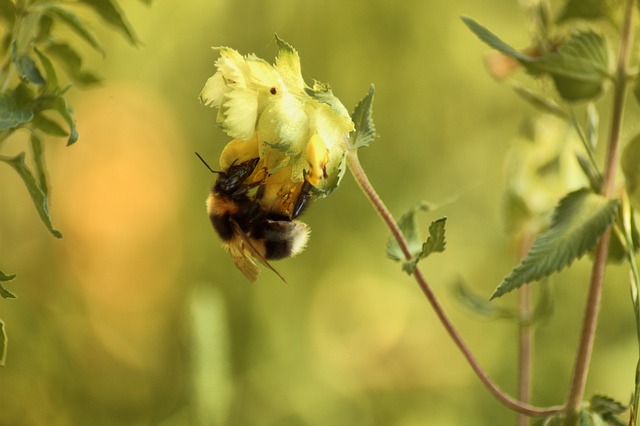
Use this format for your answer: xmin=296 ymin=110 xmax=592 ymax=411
xmin=195 ymin=152 xmax=222 ymax=174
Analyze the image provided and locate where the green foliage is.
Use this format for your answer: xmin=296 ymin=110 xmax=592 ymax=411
xmin=349 ymin=85 xmax=376 ymax=150
xmin=492 ymin=189 xmax=619 ymax=299
xmin=387 ymin=202 xmax=447 ymax=274
xmin=0 ymin=270 xmax=16 ymax=299
xmin=0 ymin=0 xmax=143 ymax=265
xmin=0 ymin=0 xmax=146 ymax=365
xmin=0 ymin=152 xmax=61 ymax=238
xmin=463 ymin=16 xmax=611 ymax=102
xmin=77 ymin=0 xmax=139 ymax=45
xmin=589 ymin=395 xmax=627 ymax=426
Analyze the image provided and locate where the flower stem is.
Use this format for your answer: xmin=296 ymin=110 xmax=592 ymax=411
xmin=517 ymin=232 xmax=536 ymax=426
xmin=346 ymin=149 xmax=564 ymax=417
xmin=564 ymin=0 xmax=636 ymax=422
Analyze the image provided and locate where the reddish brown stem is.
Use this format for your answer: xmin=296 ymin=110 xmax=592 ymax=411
xmin=347 ymin=150 xmax=564 ymax=417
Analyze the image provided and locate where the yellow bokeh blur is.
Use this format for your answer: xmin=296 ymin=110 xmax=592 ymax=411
xmin=1 ymin=1 xmax=638 ymax=425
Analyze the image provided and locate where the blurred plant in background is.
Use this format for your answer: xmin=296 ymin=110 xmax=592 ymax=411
xmin=0 ymin=0 xmax=145 ymax=363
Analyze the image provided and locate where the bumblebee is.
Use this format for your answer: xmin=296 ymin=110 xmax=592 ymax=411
xmin=199 ymin=154 xmax=312 ymax=282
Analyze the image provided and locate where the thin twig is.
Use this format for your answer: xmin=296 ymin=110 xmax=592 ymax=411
xmin=564 ymin=0 xmax=636 ymax=421
xmin=347 ymin=150 xmax=564 ymax=417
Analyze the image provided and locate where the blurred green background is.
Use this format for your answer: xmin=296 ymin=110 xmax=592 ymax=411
xmin=1 ymin=0 xmax=638 ymax=425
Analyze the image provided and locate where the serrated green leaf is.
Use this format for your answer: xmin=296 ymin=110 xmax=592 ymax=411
xmin=423 ymin=217 xmax=447 ymax=255
xmin=0 ymin=93 xmax=34 ymax=130
xmin=0 ymin=152 xmax=62 ymax=238
xmin=492 ymin=189 xmax=619 ymax=299
xmin=622 ymin=133 xmax=640 ymax=211
xmin=590 ymin=395 xmax=628 ymax=423
xmin=78 ymin=0 xmax=139 ymax=45
xmin=0 ymin=319 xmax=6 ymax=366
xmin=349 ymin=85 xmax=376 ymax=150
xmin=462 ymin=16 xmax=530 ymax=61
xmin=556 ymin=0 xmax=622 ymax=23
xmin=387 ymin=201 xmax=431 ymax=261
xmin=12 ymin=42 xmax=45 ymax=86
xmin=45 ymin=5 xmax=105 ymax=55
xmin=511 ymin=84 xmax=568 ymax=118
xmin=402 ymin=217 xmax=447 ymax=274
xmin=30 ymin=132 xmax=48 ymax=196
xmin=45 ymin=42 xmax=101 ymax=86
xmin=0 ymin=0 xmax=16 ymax=25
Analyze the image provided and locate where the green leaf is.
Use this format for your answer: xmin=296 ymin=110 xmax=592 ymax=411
xmin=422 ymin=217 xmax=447 ymax=256
xmin=0 ymin=152 xmax=62 ymax=238
xmin=492 ymin=189 xmax=619 ymax=299
xmin=556 ymin=0 xmax=622 ymax=23
xmin=33 ymin=47 xmax=59 ymax=94
xmin=45 ymin=43 xmax=101 ymax=86
xmin=528 ymin=31 xmax=610 ymax=101
xmin=30 ymin=132 xmax=48 ymax=196
xmin=0 ymin=0 xmax=16 ymax=25
xmin=387 ymin=201 xmax=431 ymax=261
xmin=11 ymin=42 xmax=45 ymax=86
xmin=453 ymin=279 xmax=516 ymax=320
xmin=0 ymin=93 xmax=34 ymax=130
xmin=622 ymin=133 xmax=640 ymax=211
xmin=403 ymin=217 xmax=447 ymax=275
xmin=589 ymin=395 xmax=627 ymax=426
xmin=0 ymin=270 xmax=16 ymax=299
xmin=576 ymin=154 xmax=602 ymax=193
xmin=78 ymin=0 xmax=139 ymax=45
xmin=349 ymin=85 xmax=376 ymax=150
xmin=461 ymin=16 xmax=529 ymax=61
xmin=32 ymin=113 xmax=69 ymax=137
xmin=45 ymin=5 xmax=105 ymax=55
xmin=1 ymin=319 xmax=7 ymax=366
xmin=511 ymin=84 xmax=568 ymax=118
xmin=49 ymin=95 xmax=78 ymax=145
xmin=463 ymin=17 xmax=610 ymax=102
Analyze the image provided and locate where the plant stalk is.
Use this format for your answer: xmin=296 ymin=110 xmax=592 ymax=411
xmin=347 ymin=150 xmax=564 ymax=417
xmin=517 ymin=232 xmax=535 ymax=426
xmin=564 ymin=0 xmax=636 ymax=421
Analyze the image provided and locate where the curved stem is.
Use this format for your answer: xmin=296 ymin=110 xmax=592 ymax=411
xmin=347 ymin=150 xmax=564 ymax=417
xmin=564 ymin=0 xmax=636 ymax=422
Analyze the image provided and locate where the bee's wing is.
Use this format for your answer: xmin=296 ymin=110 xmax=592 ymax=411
xmin=229 ymin=219 xmax=287 ymax=283
xmin=227 ymin=241 xmax=259 ymax=282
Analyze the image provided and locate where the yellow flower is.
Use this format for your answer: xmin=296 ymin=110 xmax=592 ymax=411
xmin=199 ymin=36 xmax=354 ymax=197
